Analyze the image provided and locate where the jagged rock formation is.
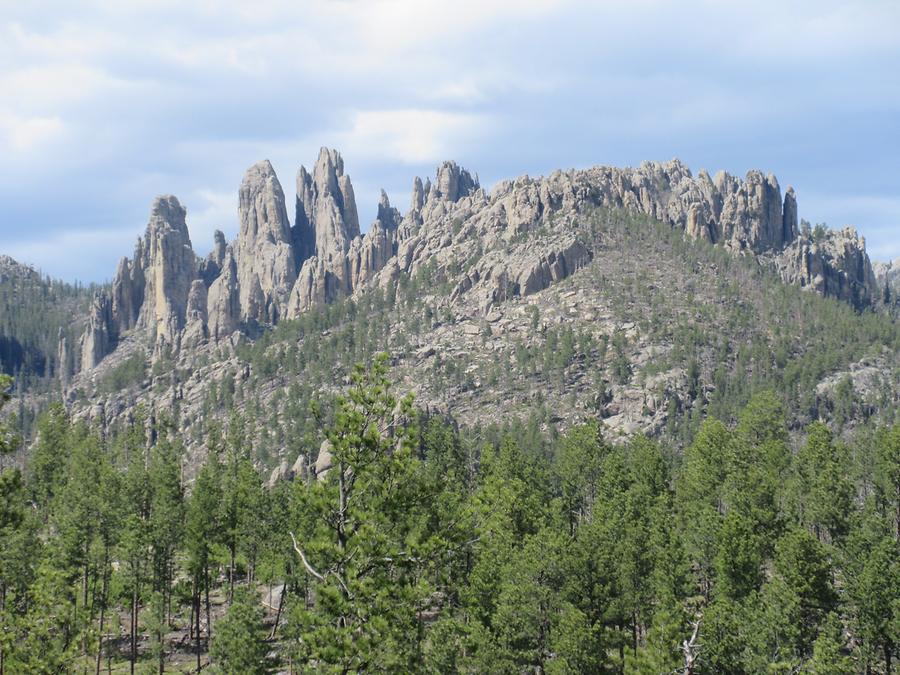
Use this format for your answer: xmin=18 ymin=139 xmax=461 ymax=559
xmin=57 ymin=328 xmax=69 ymax=386
xmin=207 ymin=249 xmax=240 ymax=341
xmin=182 ymin=280 xmax=209 ymax=348
xmin=236 ymin=161 xmax=296 ymax=324
xmin=77 ymin=151 xmax=881 ymax=373
xmin=80 ymin=292 xmax=115 ymax=370
xmin=875 ymin=257 xmax=900 ymax=304
xmin=779 ymin=227 xmax=878 ymax=309
xmin=109 ymin=195 xmax=196 ymax=345
xmin=137 ymin=196 xmax=197 ymax=347
xmin=370 ymin=159 xmax=877 ymax=314
xmin=287 ymin=148 xmax=365 ymax=315
xmin=314 ymin=440 xmax=333 ymax=482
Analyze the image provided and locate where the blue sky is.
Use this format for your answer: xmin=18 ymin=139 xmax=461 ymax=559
xmin=1 ymin=0 xmax=898 ymax=282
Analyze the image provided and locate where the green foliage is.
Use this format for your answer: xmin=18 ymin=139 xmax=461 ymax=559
xmin=98 ymin=351 xmax=148 ymax=393
xmin=286 ymin=354 xmax=458 ymax=672
xmin=210 ymin=586 xmax=267 ymax=674
xmin=4 ymin=356 xmax=900 ymax=673
xmin=0 ymin=261 xmax=94 ymax=385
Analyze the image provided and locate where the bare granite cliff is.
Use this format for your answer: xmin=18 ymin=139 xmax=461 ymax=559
xmin=76 ymin=151 xmax=880 ymax=373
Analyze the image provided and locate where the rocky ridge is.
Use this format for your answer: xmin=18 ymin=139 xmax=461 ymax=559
xmin=76 ymin=151 xmax=882 ymax=374
xmin=875 ymin=257 xmax=900 ymax=304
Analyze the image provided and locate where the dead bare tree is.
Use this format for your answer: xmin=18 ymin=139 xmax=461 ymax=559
xmin=681 ymin=615 xmax=702 ymax=675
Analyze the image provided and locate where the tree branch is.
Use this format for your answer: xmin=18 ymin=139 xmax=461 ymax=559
xmin=289 ymin=532 xmax=326 ymax=583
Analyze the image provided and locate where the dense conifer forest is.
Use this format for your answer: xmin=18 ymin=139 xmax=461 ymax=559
xmin=1 ymin=356 xmax=899 ymax=674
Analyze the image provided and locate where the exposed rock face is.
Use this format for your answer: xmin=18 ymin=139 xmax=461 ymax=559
xmin=80 ymin=292 xmax=115 ymax=370
xmin=207 ymin=249 xmax=240 ymax=340
xmin=236 ymin=161 xmax=296 ymax=324
xmin=783 ymin=187 xmax=799 ymax=243
xmin=348 ymin=191 xmax=400 ymax=290
xmin=106 ymin=196 xmax=197 ymax=353
xmin=287 ymin=148 xmax=362 ymax=313
xmin=875 ymin=258 xmax=900 ymax=304
xmin=182 ymin=280 xmax=209 ymax=348
xmin=137 ymin=196 xmax=197 ymax=348
xmin=314 ymin=439 xmax=333 ymax=482
xmin=451 ymin=236 xmax=592 ymax=312
xmin=112 ymin=255 xmax=141 ymax=333
xmin=779 ymin=227 xmax=878 ymax=309
xmin=57 ymin=327 xmax=70 ymax=385
xmin=432 ymin=161 xmax=479 ymax=203
xmin=715 ymin=170 xmax=785 ymax=251
xmin=80 ymin=150 xmax=881 ymax=376
xmin=200 ymin=230 xmax=227 ymax=285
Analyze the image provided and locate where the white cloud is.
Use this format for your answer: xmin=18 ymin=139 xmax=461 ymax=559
xmin=0 ymin=112 xmax=65 ymax=153
xmin=0 ymin=0 xmax=897 ymax=279
xmin=335 ymin=109 xmax=491 ymax=164
xmin=187 ymin=189 xmax=238 ymax=252
xmin=5 ymin=226 xmax=136 ymax=281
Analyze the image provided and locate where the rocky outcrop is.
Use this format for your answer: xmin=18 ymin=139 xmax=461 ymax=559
xmin=432 ymin=161 xmax=478 ymax=203
xmin=236 ymin=161 xmax=296 ymax=324
xmin=200 ymin=230 xmax=227 ymax=285
xmin=111 ymin=254 xmax=142 ymax=333
xmin=715 ymin=170 xmax=785 ymax=251
xmin=385 ymin=158 xmax=877 ymax=310
xmin=80 ymin=292 xmax=115 ymax=370
xmin=207 ymin=248 xmax=240 ymax=340
xmin=57 ymin=327 xmax=70 ymax=386
xmin=783 ymin=187 xmax=799 ymax=244
xmin=106 ymin=196 xmax=197 ymax=352
xmin=314 ymin=439 xmax=333 ymax=482
xmin=288 ymin=149 xmax=362 ymax=311
xmin=875 ymin=258 xmax=900 ymax=304
xmin=286 ymin=150 xmax=402 ymax=316
xmin=79 ymin=150 xmax=881 ymax=378
xmin=266 ymin=452 xmax=310 ymax=487
xmin=779 ymin=227 xmax=878 ymax=309
xmin=182 ymin=280 xmax=209 ymax=348
xmin=136 ymin=196 xmax=197 ymax=348
xmin=348 ymin=191 xmax=400 ymax=290
xmin=451 ymin=236 xmax=592 ymax=311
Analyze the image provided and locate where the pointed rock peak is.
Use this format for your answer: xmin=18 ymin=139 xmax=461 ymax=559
xmin=783 ymin=185 xmax=799 ymax=243
xmin=245 ymin=158 xmax=277 ymax=181
xmin=239 ymin=159 xmax=290 ymax=243
xmin=148 ymin=195 xmax=190 ymax=239
xmin=410 ymin=176 xmax=426 ymax=212
xmin=661 ymin=158 xmax=691 ymax=179
xmin=432 ymin=160 xmax=479 ymax=202
xmin=211 ymin=230 xmax=227 ymax=263
xmin=313 ymin=147 xmax=345 ymax=196
xmin=376 ymin=190 xmax=400 ymax=230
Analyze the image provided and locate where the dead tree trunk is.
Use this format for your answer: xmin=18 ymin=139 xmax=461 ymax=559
xmin=681 ymin=616 xmax=702 ymax=675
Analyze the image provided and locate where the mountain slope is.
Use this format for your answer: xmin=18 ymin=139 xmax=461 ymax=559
xmin=0 ymin=255 xmax=94 ymax=385
xmin=62 ymin=210 xmax=898 ymax=474
xmin=3 ymin=150 xmax=897 ymax=470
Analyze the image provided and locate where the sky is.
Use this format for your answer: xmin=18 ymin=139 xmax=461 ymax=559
xmin=1 ymin=0 xmax=898 ymax=282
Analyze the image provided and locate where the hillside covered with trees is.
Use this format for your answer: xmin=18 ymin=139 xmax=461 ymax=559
xmin=1 ymin=357 xmax=899 ymax=673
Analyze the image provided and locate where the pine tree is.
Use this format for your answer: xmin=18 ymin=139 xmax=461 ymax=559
xmin=210 ymin=586 xmax=267 ymax=674
xmin=287 ymin=354 xmax=442 ymax=672
xmin=793 ymin=423 xmax=852 ymax=541
xmin=807 ymin=613 xmax=854 ymax=675
xmin=185 ymin=451 xmax=222 ymax=670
